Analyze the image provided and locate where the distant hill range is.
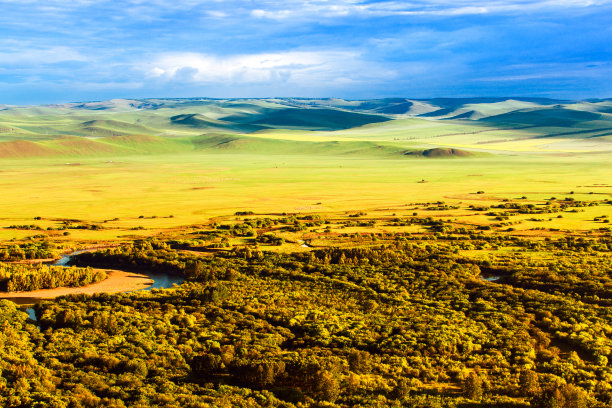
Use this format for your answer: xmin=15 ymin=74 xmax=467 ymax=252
xmin=0 ymin=97 xmax=610 ymax=158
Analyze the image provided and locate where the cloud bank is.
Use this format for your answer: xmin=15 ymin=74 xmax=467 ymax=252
xmin=0 ymin=0 xmax=610 ymax=103
xmin=144 ymin=51 xmax=393 ymax=85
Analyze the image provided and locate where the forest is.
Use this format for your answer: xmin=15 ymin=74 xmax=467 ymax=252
xmin=0 ymin=219 xmax=610 ymax=407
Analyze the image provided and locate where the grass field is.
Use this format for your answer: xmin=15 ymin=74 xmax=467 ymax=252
xmin=0 ymin=152 xmax=609 ymax=242
xmin=0 ymin=97 xmax=610 ymax=243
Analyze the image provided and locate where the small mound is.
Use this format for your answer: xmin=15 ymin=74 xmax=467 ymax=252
xmin=212 ymin=138 xmax=251 ymax=149
xmin=405 ymin=148 xmax=473 ymax=158
xmin=423 ymin=148 xmax=472 ymax=157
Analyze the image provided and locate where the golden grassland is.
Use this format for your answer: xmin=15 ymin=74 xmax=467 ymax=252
xmin=0 ymin=150 xmax=610 ymax=245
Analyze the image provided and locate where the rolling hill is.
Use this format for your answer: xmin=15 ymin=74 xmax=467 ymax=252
xmin=0 ymin=97 xmax=610 ymax=158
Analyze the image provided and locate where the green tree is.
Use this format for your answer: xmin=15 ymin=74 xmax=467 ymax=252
xmin=519 ymin=370 xmax=540 ymax=397
xmin=348 ymin=349 xmax=371 ymax=374
xmin=463 ymin=372 xmax=483 ymax=401
xmin=315 ymin=370 xmax=340 ymax=402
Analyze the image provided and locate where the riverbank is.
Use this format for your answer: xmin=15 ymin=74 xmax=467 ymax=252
xmin=0 ymin=269 xmax=153 ymax=304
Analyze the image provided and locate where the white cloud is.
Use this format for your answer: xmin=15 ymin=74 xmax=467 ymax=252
xmin=206 ymin=10 xmax=228 ymax=18
xmin=0 ymin=46 xmax=87 ymax=65
xmin=243 ymin=0 xmax=612 ymax=20
xmin=143 ymin=50 xmax=395 ymax=86
xmin=476 ymin=62 xmax=612 ymax=82
xmin=3 ymin=0 xmax=610 ymax=24
xmin=250 ymin=9 xmax=293 ymax=19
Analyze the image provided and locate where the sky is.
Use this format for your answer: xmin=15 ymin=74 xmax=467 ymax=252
xmin=0 ymin=0 xmax=611 ymax=104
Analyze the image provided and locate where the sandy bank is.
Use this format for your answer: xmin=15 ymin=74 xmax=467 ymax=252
xmin=0 ymin=269 xmax=153 ymax=301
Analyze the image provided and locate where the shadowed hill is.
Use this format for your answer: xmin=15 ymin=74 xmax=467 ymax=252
xmin=170 ymin=114 xmax=225 ymax=128
xmin=419 ymin=108 xmax=457 ymax=118
xmin=373 ymin=101 xmax=415 ymax=114
xmin=220 ymin=107 xmax=391 ymax=131
xmin=415 ymin=99 xmax=551 ymax=120
xmin=479 ymin=108 xmax=603 ymax=127
xmin=447 ymin=110 xmax=478 ymax=120
xmin=170 ymin=114 xmax=266 ymax=133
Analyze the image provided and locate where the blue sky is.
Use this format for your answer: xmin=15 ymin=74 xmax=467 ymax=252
xmin=0 ymin=0 xmax=611 ymax=104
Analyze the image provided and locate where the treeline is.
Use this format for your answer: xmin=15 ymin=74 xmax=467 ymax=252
xmin=0 ymin=263 xmax=105 ymax=292
xmin=0 ymin=241 xmax=58 ymax=261
xmin=1 ymin=231 xmax=611 ymax=406
xmin=71 ymin=240 xmax=238 ymax=281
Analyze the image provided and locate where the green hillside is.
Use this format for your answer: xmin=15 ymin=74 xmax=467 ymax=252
xmin=0 ymin=97 xmax=610 ymax=158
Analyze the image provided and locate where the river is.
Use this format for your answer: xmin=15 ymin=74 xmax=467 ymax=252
xmin=23 ymin=250 xmax=184 ymax=321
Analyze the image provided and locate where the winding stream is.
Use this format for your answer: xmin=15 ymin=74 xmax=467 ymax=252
xmin=21 ymin=250 xmax=184 ymax=321
xmin=55 ymin=251 xmax=185 ymax=290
